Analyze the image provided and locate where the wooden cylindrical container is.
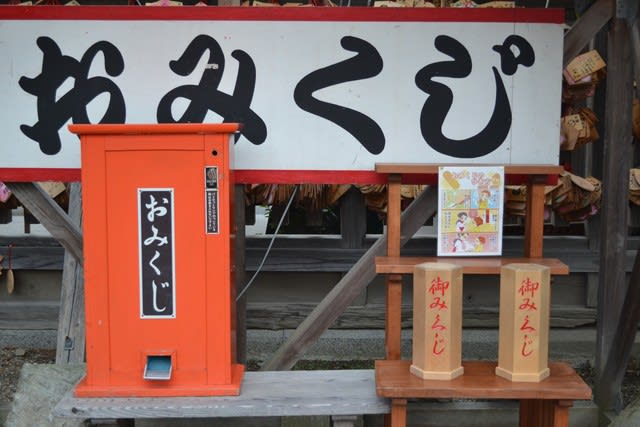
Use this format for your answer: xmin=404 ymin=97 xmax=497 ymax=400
xmin=411 ymin=262 xmax=463 ymax=380
xmin=496 ymin=263 xmax=550 ymax=382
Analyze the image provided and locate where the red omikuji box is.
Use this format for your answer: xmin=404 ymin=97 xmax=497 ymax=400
xmin=70 ymin=123 xmax=244 ymax=397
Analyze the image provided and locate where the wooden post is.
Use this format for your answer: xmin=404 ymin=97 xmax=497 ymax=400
xmin=596 ymin=9 xmax=640 ymax=415
xmin=595 ymin=1 xmax=640 ymax=400
xmin=600 ymin=247 xmax=640 ymax=416
xmin=390 ymin=399 xmax=407 ymax=427
xmin=595 ymin=13 xmax=633 ymax=414
xmin=524 ymin=176 xmax=546 ymax=258
xmin=262 ymin=185 xmax=438 ymax=371
xmin=386 ymin=175 xmax=403 ymax=360
xmin=340 ymin=186 xmax=366 ymax=249
xmin=587 ymin=30 xmax=608 ymax=252
xmin=632 ymin=12 xmax=640 ymax=95
xmin=55 ymin=182 xmax=85 ymax=364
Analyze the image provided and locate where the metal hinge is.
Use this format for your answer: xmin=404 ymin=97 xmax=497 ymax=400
xmin=64 ymin=336 xmax=74 ymax=351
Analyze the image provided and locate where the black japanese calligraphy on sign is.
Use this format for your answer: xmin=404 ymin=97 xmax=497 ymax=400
xmin=14 ymin=30 xmax=541 ymax=163
xmin=294 ymin=36 xmax=385 ymax=155
xmin=139 ymin=189 xmax=175 ymax=318
xmin=415 ymin=34 xmax=534 ymax=158
xmin=19 ymin=36 xmax=126 ymax=155
xmin=156 ymin=34 xmax=266 ymax=145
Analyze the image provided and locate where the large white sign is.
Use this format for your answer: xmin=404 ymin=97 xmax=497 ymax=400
xmin=0 ymin=7 xmax=563 ymax=183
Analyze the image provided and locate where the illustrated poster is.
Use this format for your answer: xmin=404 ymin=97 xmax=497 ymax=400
xmin=438 ymin=166 xmax=504 ymax=256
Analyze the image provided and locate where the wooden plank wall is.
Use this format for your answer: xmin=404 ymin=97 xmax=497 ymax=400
xmin=1 ymin=231 xmax=627 ymax=331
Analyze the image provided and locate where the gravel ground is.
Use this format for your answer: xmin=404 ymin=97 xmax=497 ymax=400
xmin=576 ymin=358 xmax=640 ymax=408
xmin=1 ymin=348 xmax=56 ymax=403
xmin=2 ymin=348 xmax=640 ymax=408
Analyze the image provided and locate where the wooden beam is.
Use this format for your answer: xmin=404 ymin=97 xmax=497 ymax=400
xmin=386 ymin=175 xmax=403 ymax=360
xmin=600 ymin=248 xmax=640 ymax=413
xmin=631 ymin=10 xmax=640 ymax=98
xmin=375 ymin=256 xmax=568 ymax=275
xmin=339 ymin=186 xmax=366 ymax=249
xmin=375 ymin=164 xmax=563 ymax=176
xmin=586 ymin=29 xmax=608 ymax=251
xmin=0 ymin=245 xmax=64 ymax=270
xmin=246 ymin=303 xmax=597 ymax=330
xmin=55 ymin=182 xmax=85 ymax=365
xmin=563 ymin=0 xmax=614 ymax=68
xmin=5 ymin=182 xmax=83 ymax=266
xmin=594 ymin=15 xmax=634 ymax=414
xmin=0 ymin=301 xmax=59 ymax=330
xmin=386 ymin=176 xmax=402 ymax=258
xmin=261 ymin=186 xmax=438 ymax=371
xmin=0 ymin=301 xmax=600 ymax=331
xmin=524 ymin=176 xmax=547 ymax=258
xmin=3 ymin=238 xmax=635 ymax=273
xmin=2 ymin=236 xmax=637 ymax=273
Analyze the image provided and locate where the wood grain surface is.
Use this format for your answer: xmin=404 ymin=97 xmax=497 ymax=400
xmin=375 ymin=360 xmax=592 ymax=400
xmin=375 ymin=257 xmax=569 ymax=275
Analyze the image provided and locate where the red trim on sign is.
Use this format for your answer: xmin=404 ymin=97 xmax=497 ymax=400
xmin=235 ymin=170 xmax=387 ymax=184
xmin=0 ymin=6 xmax=564 ymax=24
xmin=234 ymin=170 xmax=559 ymax=185
xmin=514 ymin=7 xmax=565 ymax=23
xmin=0 ymin=168 xmax=81 ymax=183
xmin=0 ymin=168 xmax=559 ymax=185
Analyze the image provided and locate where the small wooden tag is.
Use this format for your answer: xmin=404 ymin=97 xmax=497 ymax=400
xmin=7 ymin=269 xmax=14 ymax=294
xmin=478 ymin=1 xmax=514 ymax=7
xmin=37 ymin=181 xmax=66 ymax=198
xmin=566 ymin=50 xmax=606 ymax=82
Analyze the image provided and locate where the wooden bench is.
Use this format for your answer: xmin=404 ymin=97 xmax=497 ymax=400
xmin=53 ymin=369 xmax=390 ymax=426
xmin=375 ymin=359 xmax=592 ymax=427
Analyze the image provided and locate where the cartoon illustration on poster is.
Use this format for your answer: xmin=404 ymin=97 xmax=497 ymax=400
xmin=438 ymin=166 xmax=504 ymax=256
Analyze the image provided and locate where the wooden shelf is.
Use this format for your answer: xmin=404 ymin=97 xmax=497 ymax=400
xmin=375 ymin=359 xmax=591 ymax=401
xmin=375 ymin=256 xmax=569 ymax=275
xmin=375 ymin=163 xmax=563 ymax=175
xmin=378 ymin=162 xmax=562 ymax=364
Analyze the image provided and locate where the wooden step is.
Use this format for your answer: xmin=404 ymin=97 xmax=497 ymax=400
xmin=375 ymin=256 xmax=569 ymax=275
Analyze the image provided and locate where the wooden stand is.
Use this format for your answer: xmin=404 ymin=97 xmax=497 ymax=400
xmin=373 ymin=164 xmax=589 ymax=427
xmin=375 ymin=163 xmax=567 ymax=360
xmin=376 ymin=359 xmax=592 ymax=427
xmin=410 ymin=262 xmax=463 ymax=380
